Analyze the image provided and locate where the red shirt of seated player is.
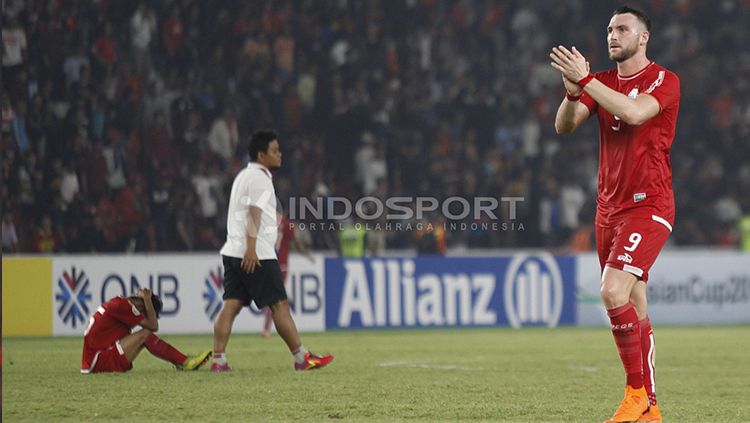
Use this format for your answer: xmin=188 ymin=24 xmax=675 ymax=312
xmin=81 ymin=291 xmax=211 ymax=373
xmin=81 ymin=295 xmax=152 ymax=373
xmin=81 ymin=296 xmax=145 ymax=372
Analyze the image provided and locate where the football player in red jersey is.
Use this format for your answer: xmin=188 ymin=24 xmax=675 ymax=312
xmin=551 ymin=6 xmax=678 ymax=423
xmin=81 ymin=288 xmax=211 ymax=373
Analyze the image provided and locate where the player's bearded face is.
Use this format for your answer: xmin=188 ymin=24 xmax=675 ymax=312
xmin=607 ymin=14 xmax=646 ymax=63
xmin=608 ymin=36 xmax=639 ymax=62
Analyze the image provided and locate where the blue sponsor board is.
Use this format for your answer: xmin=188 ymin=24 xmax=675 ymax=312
xmin=325 ymin=254 xmax=576 ymax=329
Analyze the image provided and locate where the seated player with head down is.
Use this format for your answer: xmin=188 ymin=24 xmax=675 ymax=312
xmin=81 ymin=288 xmax=211 ymax=373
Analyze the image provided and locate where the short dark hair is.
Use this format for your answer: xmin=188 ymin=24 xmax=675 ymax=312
xmin=613 ymin=5 xmax=651 ymax=31
xmin=151 ymin=294 xmax=163 ymax=317
xmin=248 ymin=130 xmax=278 ymax=161
xmin=128 ymin=293 xmax=163 ymax=317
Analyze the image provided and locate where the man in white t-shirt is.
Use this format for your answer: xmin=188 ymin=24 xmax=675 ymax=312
xmin=212 ymin=130 xmax=333 ymax=372
xmin=2 ymin=18 xmax=27 ymax=87
xmin=2 ymin=19 xmax=26 ymax=67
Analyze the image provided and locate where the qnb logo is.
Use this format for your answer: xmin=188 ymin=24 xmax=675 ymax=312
xmin=55 ymin=267 xmax=92 ymax=329
xmin=202 ymin=267 xmax=224 ymax=321
xmin=504 ymin=254 xmax=564 ymax=328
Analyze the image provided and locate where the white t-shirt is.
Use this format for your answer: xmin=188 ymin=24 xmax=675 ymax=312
xmin=220 ymin=163 xmax=278 ymax=260
xmin=2 ymin=28 xmax=27 ymax=66
xmin=192 ymin=174 xmax=220 ymax=218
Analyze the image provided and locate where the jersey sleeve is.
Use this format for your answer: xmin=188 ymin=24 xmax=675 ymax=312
xmin=644 ymin=70 xmax=680 ymax=112
xmin=241 ymin=170 xmax=275 ymax=209
xmin=105 ymin=297 xmax=145 ymax=327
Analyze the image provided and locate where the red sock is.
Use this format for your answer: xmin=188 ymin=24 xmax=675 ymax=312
xmin=607 ymin=303 xmax=644 ymax=389
xmin=640 ymin=317 xmax=657 ymax=405
xmin=145 ymin=334 xmax=187 ymax=366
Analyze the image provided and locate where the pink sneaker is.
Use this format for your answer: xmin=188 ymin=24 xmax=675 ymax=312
xmin=210 ymin=362 xmax=232 ymax=372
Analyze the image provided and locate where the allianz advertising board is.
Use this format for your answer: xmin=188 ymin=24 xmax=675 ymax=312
xmin=324 ymin=254 xmax=577 ymax=329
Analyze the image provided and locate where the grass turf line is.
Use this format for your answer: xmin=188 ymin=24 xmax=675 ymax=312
xmin=3 ymin=326 xmax=749 ymax=422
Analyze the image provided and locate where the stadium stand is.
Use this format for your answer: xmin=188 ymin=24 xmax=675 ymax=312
xmin=2 ymin=0 xmax=749 ymax=253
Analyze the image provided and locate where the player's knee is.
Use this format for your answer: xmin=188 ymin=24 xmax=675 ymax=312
xmin=220 ymin=300 xmax=242 ymax=318
xmin=600 ymin=282 xmax=628 ymax=307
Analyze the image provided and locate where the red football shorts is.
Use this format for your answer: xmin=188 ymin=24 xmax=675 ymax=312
xmin=90 ymin=341 xmax=133 ymax=373
xmin=596 ymin=214 xmax=672 ymax=282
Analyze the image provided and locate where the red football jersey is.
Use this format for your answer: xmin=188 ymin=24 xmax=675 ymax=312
xmin=580 ymin=62 xmax=680 ymax=227
xmin=81 ymin=296 xmax=145 ymax=372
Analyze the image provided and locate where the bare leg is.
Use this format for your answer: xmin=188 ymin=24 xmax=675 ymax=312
xmin=629 ymin=280 xmax=648 ymax=320
xmin=600 ymin=266 xmax=639 ymax=309
xmin=213 ymin=299 xmax=243 ymax=354
xmin=118 ymin=329 xmax=152 ymax=363
xmin=270 ymin=300 xmax=302 ymax=352
xmin=262 ymin=306 xmax=273 ymax=338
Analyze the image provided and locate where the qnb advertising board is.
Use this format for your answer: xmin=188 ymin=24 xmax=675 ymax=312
xmin=8 ymin=251 xmax=746 ymax=336
xmin=325 ymin=254 xmax=577 ymax=330
xmin=51 ymin=255 xmax=324 ymax=336
xmin=46 ymin=253 xmax=575 ymax=335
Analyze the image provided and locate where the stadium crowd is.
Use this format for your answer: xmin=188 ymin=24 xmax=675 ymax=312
xmin=2 ymin=0 xmax=750 ymax=253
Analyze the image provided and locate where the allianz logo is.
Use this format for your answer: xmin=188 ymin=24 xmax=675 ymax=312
xmin=337 ymin=259 xmax=497 ymax=327
xmin=504 ymin=253 xmax=564 ymax=328
xmin=337 ymin=254 xmax=564 ymax=329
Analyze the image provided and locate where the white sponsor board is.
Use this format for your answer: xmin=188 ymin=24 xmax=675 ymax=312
xmin=52 ymin=254 xmax=325 ymax=336
xmin=577 ymin=251 xmax=750 ymax=326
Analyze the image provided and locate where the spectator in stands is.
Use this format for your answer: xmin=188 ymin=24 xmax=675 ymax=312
xmin=130 ymin=3 xmax=156 ymax=75
xmin=59 ymin=160 xmax=80 ymax=208
xmin=2 ymin=18 xmax=27 ymax=86
xmin=207 ymin=106 xmax=239 ymax=164
xmin=92 ymin=22 xmax=117 ymax=72
xmin=2 ymin=211 xmax=20 ymax=253
xmin=31 ymin=214 xmax=61 ymax=253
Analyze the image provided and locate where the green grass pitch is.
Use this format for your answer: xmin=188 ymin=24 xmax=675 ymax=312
xmin=3 ymin=326 xmax=749 ymax=422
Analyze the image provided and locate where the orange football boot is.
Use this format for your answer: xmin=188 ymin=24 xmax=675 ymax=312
xmin=638 ymin=404 xmax=662 ymax=422
xmin=604 ymin=385 xmax=649 ymax=423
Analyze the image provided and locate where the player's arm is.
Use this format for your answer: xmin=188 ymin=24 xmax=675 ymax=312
xmin=242 ymin=205 xmax=263 ymax=273
xmin=138 ymin=288 xmax=159 ymax=332
xmin=554 ymin=95 xmax=591 ymax=134
xmin=553 ymin=56 xmax=591 ymax=134
xmin=550 ymin=45 xmax=660 ymax=125
xmin=579 ymin=79 xmax=660 ymax=125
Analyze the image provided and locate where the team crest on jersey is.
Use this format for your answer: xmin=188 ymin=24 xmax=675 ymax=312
xmin=202 ymin=267 xmax=224 ymax=321
xmin=55 ymin=266 xmax=92 ymax=329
